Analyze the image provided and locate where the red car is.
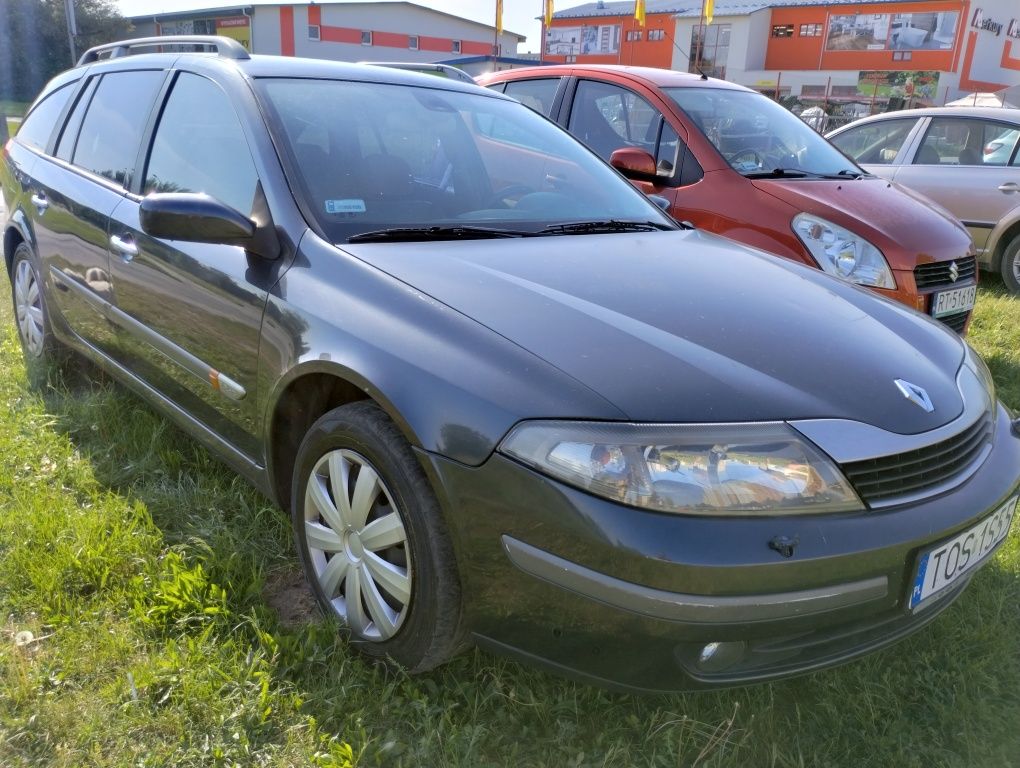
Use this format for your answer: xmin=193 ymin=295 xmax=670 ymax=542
xmin=478 ymin=66 xmax=977 ymax=334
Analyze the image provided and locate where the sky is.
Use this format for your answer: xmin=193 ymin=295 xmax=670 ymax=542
xmin=115 ymin=0 xmax=554 ymax=53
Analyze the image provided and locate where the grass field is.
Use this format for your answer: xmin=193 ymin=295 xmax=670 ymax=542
xmin=0 ymin=269 xmax=1018 ymax=767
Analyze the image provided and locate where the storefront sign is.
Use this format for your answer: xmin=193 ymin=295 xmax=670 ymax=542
xmin=970 ymin=8 xmax=1003 ymax=36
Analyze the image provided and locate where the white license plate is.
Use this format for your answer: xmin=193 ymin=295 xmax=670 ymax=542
xmin=909 ymin=496 xmax=1017 ymax=610
xmin=932 ymin=285 xmax=976 ymax=318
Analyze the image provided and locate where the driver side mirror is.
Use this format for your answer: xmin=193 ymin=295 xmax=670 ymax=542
xmin=609 ymin=147 xmax=659 ymax=180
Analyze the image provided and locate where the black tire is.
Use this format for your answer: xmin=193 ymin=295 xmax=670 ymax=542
xmin=1001 ymin=235 xmax=1020 ymax=295
xmin=291 ymin=400 xmax=467 ymax=671
xmin=9 ymin=242 xmax=61 ymax=361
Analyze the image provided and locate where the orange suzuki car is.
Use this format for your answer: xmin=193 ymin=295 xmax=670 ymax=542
xmin=479 ymin=66 xmax=977 ymax=334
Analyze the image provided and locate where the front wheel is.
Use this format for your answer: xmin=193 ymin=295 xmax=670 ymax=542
xmin=291 ymin=401 xmax=467 ymax=671
xmin=1000 ymin=235 xmax=1020 ymax=294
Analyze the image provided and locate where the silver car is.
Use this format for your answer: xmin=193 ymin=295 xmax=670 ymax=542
xmin=828 ymin=107 xmax=1020 ymax=293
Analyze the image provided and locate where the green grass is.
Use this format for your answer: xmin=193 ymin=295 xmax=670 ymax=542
xmin=0 ymin=100 xmax=30 ymax=118
xmin=0 ymin=270 xmax=1019 ymax=767
xmin=5 ymin=119 xmax=17 ymax=139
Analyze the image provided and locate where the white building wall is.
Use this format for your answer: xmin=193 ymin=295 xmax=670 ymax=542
xmin=252 ymin=7 xmax=281 ymax=54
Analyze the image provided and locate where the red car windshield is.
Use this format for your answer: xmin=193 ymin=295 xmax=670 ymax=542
xmin=667 ymin=88 xmax=864 ymax=178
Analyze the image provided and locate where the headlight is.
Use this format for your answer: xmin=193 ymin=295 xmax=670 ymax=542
xmin=792 ymin=213 xmax=895 ymax=289
xmin=499 ymin=421 xmax=862 ymax=516
xmin=963 ymin=342 xmax=995 ymax=403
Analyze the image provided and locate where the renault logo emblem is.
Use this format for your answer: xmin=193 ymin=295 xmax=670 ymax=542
xmin=948 ymin=261 xmax=959 ymax=282
xmin=895 ymin=379 xmax=935 ymax=413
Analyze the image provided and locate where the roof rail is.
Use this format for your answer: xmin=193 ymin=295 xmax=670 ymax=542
xmin=360 ymin=61 xmax=475 ymax=84
xmin=77 ymin=35 xmax=250 ymax=66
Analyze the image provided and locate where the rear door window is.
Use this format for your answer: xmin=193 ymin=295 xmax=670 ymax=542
xmin=829 ymin=119 xmax=916 ymax=164
xmin=914 ymin=117 xmax=1019 ymax=166
xmin=72 ymin=70 xmax=164 ymax=187
xmin=502 ymin=78 xmax=561 ymax=117
xmin=16 ymin=83 xmax=76 ymax=152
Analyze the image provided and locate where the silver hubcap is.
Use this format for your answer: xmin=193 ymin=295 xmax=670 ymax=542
xmin=303 ymin=449 xmax=411 ymax=641
xmin=1012 ymin=250 xmax=1020 ymax=284
xmin=14 ymin=259 xmax=45 ymax=357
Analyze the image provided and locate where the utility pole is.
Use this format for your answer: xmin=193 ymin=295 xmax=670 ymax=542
xmin=64 ymin=0 xmax=78 ymax=65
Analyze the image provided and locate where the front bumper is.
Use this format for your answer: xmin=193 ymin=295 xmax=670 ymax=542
xmin=425 ymin=403 xmax=1020 ymax=692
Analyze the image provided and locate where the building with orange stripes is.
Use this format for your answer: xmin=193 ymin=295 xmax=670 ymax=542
xmin=548 ymin=0 xmax=1020 ymax=104
xmin=128 ymin=2 xmax=527 ymax=76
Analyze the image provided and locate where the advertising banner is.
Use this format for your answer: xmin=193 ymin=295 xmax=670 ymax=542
xmin=856 ymin=70 xmax=940 ymax=100
xmin=546 ymin=24 xmax=621 ymax=55
xmin=825 ymin=12 xmax=958 ymax=51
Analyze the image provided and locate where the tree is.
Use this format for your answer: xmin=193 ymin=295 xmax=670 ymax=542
xmin=0 ymin=0 xmax=132 ymax=103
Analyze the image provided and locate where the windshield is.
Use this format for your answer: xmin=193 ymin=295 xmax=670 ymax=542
xmin=666 ymin=88 xmax=864 ymax=178
xmin=256 ymin=78 xmax=674 ymax=242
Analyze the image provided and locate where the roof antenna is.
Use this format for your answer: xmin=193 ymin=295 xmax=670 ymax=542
xmin=661 ymin=28 xmax=710 ymax=80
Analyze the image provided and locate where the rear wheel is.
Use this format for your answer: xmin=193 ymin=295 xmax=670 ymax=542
xmin=291 ymin=401 xmax=466 ymax=671
xmin=10 ymin=242 xmax=60 ymax=360
xmin=1001 ymin=235 xmax=1020 ymax=294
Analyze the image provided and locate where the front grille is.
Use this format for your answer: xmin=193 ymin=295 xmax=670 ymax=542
xmin=914 ymin=256 xmax=977 ymax=290
xmin=841 ymin=413 xmax=993 ymax=506
xmin=939 ymin=310 xmax=969 ymax=334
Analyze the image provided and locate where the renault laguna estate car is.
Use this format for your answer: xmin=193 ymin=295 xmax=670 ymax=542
xmin=3 ymin=37 xmax=1018 ymax=692
xmin=827 ymin=107 xmax=1020 ymax=294
xmin=478 ymin=66 xmax=979 ymax=334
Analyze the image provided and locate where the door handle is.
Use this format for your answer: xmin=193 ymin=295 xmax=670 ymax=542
xmin=110 ymin=234 xmax=138 ymax=261
xmin=999 ymin=182 xmax=1019 ymax=193
xmin=30 ymin=193 xmax=49 ymax=212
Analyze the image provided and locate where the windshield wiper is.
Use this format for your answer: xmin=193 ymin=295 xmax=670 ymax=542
xmin=745 ymin=168 xmax=866 ymax=180
xmin=538 ymin=220 xmax=676 ymax=235
xmin=348 ymin=225 xmax=525 ymax=243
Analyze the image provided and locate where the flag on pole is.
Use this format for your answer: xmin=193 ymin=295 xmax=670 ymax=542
xmin=705 ymin=0 xmax=714 ymax=25
xmin=496 ymin=0 xmax=503 ymax=34
xmin=635 ymin=0 xmax=646 ymax=27
xmin=545 ymin=0 xmax=554 ymax=28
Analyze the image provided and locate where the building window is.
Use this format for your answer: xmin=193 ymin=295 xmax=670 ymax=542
xmin=566 ymin=54 xmax=577 ymax=63
xmin=451 ymin=39 xmax=461 ymax=53
xmin=892 ymin=50 xmax=913 ymax=61
xmin=308 ymin=25 xmax=320 ymax=41
xmin=408 ymin=35 xmax=419 ymax=50
xmin=799 ymin=23 xmax=823 ymax=36
xmin=361 ymin=30 xmax=372 ymax=45
xmin=771 ymin=24 xmax=794 ymax=37
xmin=626 ymin=30 xmax=642 ymax=41
xmin=648 ymin=29 xmax=665 ymax=41
xmin=689 ymin=23 xmax=730 ymax=79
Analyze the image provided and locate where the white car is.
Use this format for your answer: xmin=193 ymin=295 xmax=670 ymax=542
xmin=828 ymin=107 xmax=1020 ymax=293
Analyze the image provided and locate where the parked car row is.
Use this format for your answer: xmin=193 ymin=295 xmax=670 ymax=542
xmin=3 ymin=38 xmax=1018 ymax=692
xmin=479 ymin=65 xmax=983 ymax=332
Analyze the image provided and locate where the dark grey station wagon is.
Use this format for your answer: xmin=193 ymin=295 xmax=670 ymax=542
xmin=3 ymin=36 xmax=1018 ymax=691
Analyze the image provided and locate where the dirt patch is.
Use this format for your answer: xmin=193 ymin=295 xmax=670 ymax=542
xmin=263 ymin=567 xmax=320 ymax=630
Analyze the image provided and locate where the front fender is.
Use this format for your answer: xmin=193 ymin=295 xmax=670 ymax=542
xmin=258 ymin=233 xmax=626 ymax=469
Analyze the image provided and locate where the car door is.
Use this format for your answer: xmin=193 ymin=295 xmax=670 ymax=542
xmin=890 ymin=116 xmax=1020 ymax=258
xmin=19 ymin=72 xmax=164 ymax=355
xmin=827 ymin=116 xmax=924 ymax=182
xmin=563 ymin=79 xmax=700 ymax=214
xmin=105 ymin=70 xmax=272 ymax=459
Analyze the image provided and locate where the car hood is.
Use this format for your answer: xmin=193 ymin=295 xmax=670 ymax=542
xmin=343 ymin=230 xmax=965 ymax=434
xmin=750 ymin=176 xmax=972 ymax=261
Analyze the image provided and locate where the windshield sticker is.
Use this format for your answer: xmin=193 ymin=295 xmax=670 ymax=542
xmin=325 ymin=199 xmax=366 ymax=214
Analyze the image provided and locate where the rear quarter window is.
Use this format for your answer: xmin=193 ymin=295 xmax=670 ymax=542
xmin=16 ymin=83 xmax=76 ymax=152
